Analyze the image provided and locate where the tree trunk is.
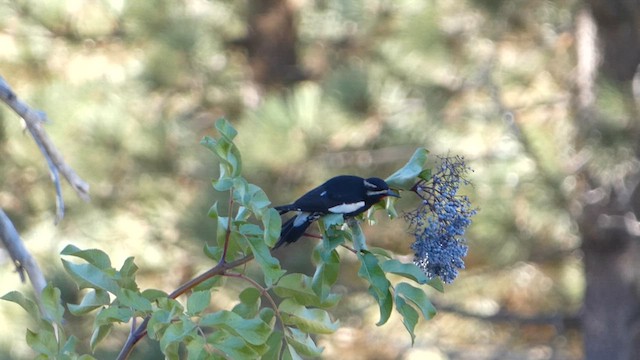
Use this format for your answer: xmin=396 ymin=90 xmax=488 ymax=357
xmin=579 ymin=200 xmax=640 ymax=359
xmin=245 ymin=0 xmax=305 ymax=88
xmin=576 ymin=3 xmax=640 ymax=359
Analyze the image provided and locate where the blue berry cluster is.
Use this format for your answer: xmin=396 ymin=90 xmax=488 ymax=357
xmin=406 ymin=156 xmax=476 ymax=283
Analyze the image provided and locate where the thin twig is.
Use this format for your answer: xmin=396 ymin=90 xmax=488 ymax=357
xmin=0 ymin=75 xmax=90 ymax=223
xmin=115 ymin=254 xmax=255 ymax=360
xmin=224 ymin=272 xmax=285 ymax=329
xmin=221 ymin=188 xmax=234 ymax=263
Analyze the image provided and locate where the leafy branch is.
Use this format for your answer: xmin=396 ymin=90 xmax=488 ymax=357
xmin=2 ymin=118 xmax=475 ymax=359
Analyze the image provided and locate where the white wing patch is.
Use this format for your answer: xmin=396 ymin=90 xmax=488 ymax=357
xmin=320 ymin=191 xmax=327 ymax=197
xmin=329 ymin=201 xmax=365 ymax=214
xmin=294 ymin=212 xmax=311 ymax=227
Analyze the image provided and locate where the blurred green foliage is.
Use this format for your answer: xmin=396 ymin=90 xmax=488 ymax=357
xmin=0 ymin=0 xmax=588 ymax=359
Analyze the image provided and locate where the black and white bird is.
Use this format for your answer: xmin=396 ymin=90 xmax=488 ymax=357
xmin=273 ymin=175 xmax=399 ymax=249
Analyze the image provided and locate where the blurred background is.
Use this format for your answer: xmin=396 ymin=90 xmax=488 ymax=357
xmin=1 ymin=0 xmax=638 ymax=359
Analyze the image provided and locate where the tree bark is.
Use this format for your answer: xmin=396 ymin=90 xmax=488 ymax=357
xmin=244 ymin=0 xmax=305 ymax=88
xmin=576 ymin=3 xmax=640 ymax=359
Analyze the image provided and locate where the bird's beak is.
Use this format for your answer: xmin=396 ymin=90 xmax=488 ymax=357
xmin=387 ymin=189 xmax=400 ymax=198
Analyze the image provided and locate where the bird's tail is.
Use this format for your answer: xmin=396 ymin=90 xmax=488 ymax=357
xmin=273 ymin=214 xmax=313 ymax=249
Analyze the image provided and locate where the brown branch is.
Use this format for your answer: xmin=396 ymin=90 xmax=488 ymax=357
xmin=116 ymin=254 xmax=256 ymax=360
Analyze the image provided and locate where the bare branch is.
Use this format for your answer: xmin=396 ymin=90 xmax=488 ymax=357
xmin=0 ymin=209 xmax=47 ymax=307
xmin=0 ymin=75 xmax=90 ymax=223
xmin=435 ymin=301 xmax=581 ymax=331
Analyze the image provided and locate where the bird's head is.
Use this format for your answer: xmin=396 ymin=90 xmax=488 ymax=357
xmin=363 ymin=177 xmax=400 ymax=201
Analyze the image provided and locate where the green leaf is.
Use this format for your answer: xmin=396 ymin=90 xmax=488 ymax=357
xmin=232 ymin=287 xmax=261 ymax=318
xmin=209 ymin=332 xmax=260 ymax=360
xmin=346 ymin=218 xmax=367 ymax=251
xmin=239 ymin=223 xmax=263 ymax=237
xmin=427 ymin=277 xmax=445 ymax=293
xmin=26 ymin=328 xmax=57 ymax=357
xmin=203 ymin=243 xmax=223 ymax=262
xmin=215 ymin=117 xmax=238 ymax=140
xmin=395 ymin=296 xmax=419 ymax=345
xmin=384 ymin=196 xmax=399 ymax=218
xmin=185 ymin=336 xmax=206 ymax=360
xmin=90 ymin=324 xmax=112 ymax=352
xmin=187 ymin=290 xmax=211 ymax=316
xmin=244 ymin=232 xmax=284 ymax=286
xmin=94 ymin=305 xmax=133 ymax=326
xmin=418 ymin=168 xmax=432 ymax=181
xmin=320 ymin=213 xmax=344 ymax=229
xmin=385 ymin=147 xmax=428 ymax=190
xmin=1 ymin=291 xmax=41 ymax=322
xmin=60 ymin=245 xmax=112 ymax=270
xmin=211 ymin=169 xmax=234 ymax=191
xmin=200 ymin=310 xmax=271 ymax=346
xmin=164 ymin=341 xmax=180 ymax=360
xmin=77 ymin=354 xmax=96 ymax=360
xmin=285 ymin=327 xmax=323 ymax=357
xmin=274 ymin=274 xmax=340 ymax=309
xmin=117 ymin=256 xmax=139 ymax=290
xmin=235 ymin=205 xmax=251 ymax=221
xmin=262 ymin=331 xmax=283 ymax=360
xmin=262 ymin=208 xmax=282 ymax=247
xmin=357 ymin=251 xmax=393 ymax=326
xmin=61 ymin=335 xmax=78 ymax=356
xmin=234 ymin=181 xmax=272 ymax=214
xmin=282 ymin=343 xmax=303 ymax=360
xmin=395 ymin=282 xmax=436 ymax=320
xmin=317 ymin=217 xmax=346 ymax=256
xmin=147 ymin=309 xmax=173 ymax=340
xmin=41 ymin=284 xmax=65 ymax=324
xmin=274 ymin=274 xmax=315 ymax=301
xmin=380 ymin=259 xmax=429 ymax=284
xmin=61 ymin=260 xmax=120 ymax=294
xmin=68 ymin=289 xmax=110 ymax=316
xmin=156 ymin=297 xmax=185 ymax=313
xmin=159 ymin=316 xmax=197 ymax=353
xmin=249 ymin=184 xmax=271 ymax=214
xmin=207 ymin=201 xmax=219 ymax=219
xmin=311 ymin=250 xmax=340 ymax=302
xmin=368 ymin=247 xmax=393 ymax=258
xmin=141 ymin=288 xmax=169 ymax=302
xmin=201 ymin=119 xmax=243 ymax=182
xmin=259 ymin=307 xmax=275 ymax=326
xmin=78 ymin=355 xmax=98 ymax=360
xmin=279 ymin=299 xmax=339 ymax=334
xmin=118 ymin=288 xmax=153 ymax=312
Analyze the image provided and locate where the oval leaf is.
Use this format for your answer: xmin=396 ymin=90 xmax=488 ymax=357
xmin=380 ymin=259 xmax=429 ymax=284
xmin=278 ymin=299 xmax=339 ymax=334
xmin=385 ymin=148 xmax=428 ymax=190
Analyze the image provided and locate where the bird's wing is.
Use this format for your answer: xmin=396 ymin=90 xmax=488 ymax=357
xmin=274 ymin=176 xmax=365 ymax=213
xmin=273 ymin=212 xmax=321 ymax=248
